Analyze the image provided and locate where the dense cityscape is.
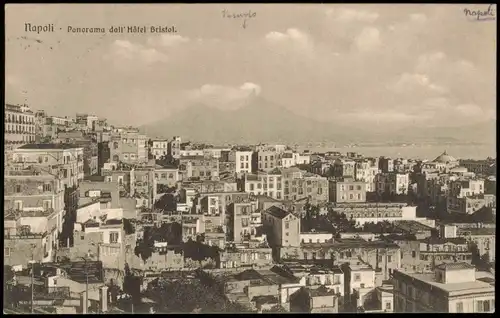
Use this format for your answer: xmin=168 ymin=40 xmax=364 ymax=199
xmin=3 ymin=103 xmax=496 ymax=313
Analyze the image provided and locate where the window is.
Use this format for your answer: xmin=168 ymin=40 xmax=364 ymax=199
xmin=14 ymin=201 xmax=23 ymax=210
xmin=43 ymin=200 xmax=52 ymax=210
xmin=354 ymin=274 xmax=361 ymax=282
xmin=346 ymin=251 xmax=352 ymax=258
xmin=385 ymin=302 xmax=391 ymax=310
xmin=304 ymin=252 xmax=308 ymax=259
xmin=388 ymin=255 xmax=392 ymax=263
xmin=412 ymin=251 xmax=416 ymax=258
xmin=109 ymin=232 xmax=119 ymax=243
xmin=285 ymin=221 xmax=290 ymax=229
xmin=349 ymin=185 xmax=354 ymax=190
xmin=5 ymin=248 xmax=11 ymax=256
xmin=312 ymin=252 xmax=316 ymax=259
xmin=456 ymin=302 xmax=463 ymax=313
xmin=16 ymin=185 xmax=22 ymax=193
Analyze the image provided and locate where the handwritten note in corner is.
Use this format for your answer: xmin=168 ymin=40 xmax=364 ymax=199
xmin=221 ymin=9 xmax=257 ymax=29
xmin=463 ymin=4 xmax=496 ymax=21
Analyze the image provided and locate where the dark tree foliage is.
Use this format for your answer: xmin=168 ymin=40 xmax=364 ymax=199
xmin=122 ymin=263 xmax=142 ymax=306
xmin=123 ymin=219 xmax=136 ymax=235
xmin=134 ymin=227 xmax=155 ymax=263
xmin=327 ymin=208 xmax=357 ymax=233
xmin=147 ymin=279 xmax=253 ymax=313
xmin=134 ymin=223 xmax=183 ymax=263
xmin=182 ymin=238 xmax=220 ymax=263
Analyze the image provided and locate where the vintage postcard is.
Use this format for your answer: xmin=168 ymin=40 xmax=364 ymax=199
xmin=4 ymin=4 xmax=496 ymax=314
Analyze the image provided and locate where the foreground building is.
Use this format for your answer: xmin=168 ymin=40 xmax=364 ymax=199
xmin=393 ymin=263 xmax=495 ymax=313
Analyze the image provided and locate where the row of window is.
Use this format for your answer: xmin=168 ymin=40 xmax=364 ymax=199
xmin=6 ymin=113 xmax=35 ymax=123
xmin=5 ymin=124 xmax=35 ymax=132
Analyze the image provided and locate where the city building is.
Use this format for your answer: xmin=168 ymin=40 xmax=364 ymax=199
xmin=56 ymin=131 xmax=99 ymax=177
xmin=328 ymin=178 xmax=367 ymax=203
xmin=230 ymin=150 xmax=253 ymax=174
xmin=178 ymin=156 xmax=219 ymax=181
xmin=150 ymin=139 xmax=170 ymax=159
xmin=11 ymin=144 xmax=85 ymax=188
xmin=330 ymin=202 xmax=419 ymax=226
xmin=332 ymin=159 xmax=356 ymax=179
xmin=262 ymin=206 xmax=301 ymax=247
xmin=167 ymin=136 xmax=182 ymax=160
xmin=282 ymin=168 xmax=329 ymax=203
xmin=241 ymin=170 xmax=284 ymax=200
xmin=393 ymin=263 xmax=495 ymax=313
xmin=253 ymin=150 xmax=279 ymax=172
xmin=109 ymin=128 xmax=148 ymax=164
xmin=447 ymin=194 xmax=496 ymax=215
xmin=5 ymin=103 xmax=36 ymax=150
xmin=355 ymin=160 xmax=379 ymax=192
xmin=75 ymin=113 xmax=99 ymax=131
xmin=375 ymin=173 xmax=410 ymax=196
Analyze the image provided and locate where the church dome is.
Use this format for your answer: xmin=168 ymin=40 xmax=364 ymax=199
xmin=433 ymin=151 xmax=457 ymax=163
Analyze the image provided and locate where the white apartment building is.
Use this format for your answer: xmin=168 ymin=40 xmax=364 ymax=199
xmin=5 ymin=103 xmax=36 ymax=150
xmin=151 ymin=139 xmax=169 ymax=158
xmin=230 ymin=150 xmax=253 ymax=174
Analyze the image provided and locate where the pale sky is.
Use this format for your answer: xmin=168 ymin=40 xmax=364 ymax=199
xmin=5 ymin=4 xmax=497 ymax=130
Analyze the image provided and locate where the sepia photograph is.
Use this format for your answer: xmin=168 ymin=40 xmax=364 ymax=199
xmin=4 ymin=3 xmax=496 ymax=314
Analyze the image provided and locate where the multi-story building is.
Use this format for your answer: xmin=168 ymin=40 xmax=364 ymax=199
xmin=56 ymin=131 xmax=99 ymax=177
xmin=227 ymin=201 xmax=261 ymax=243
xmin=242 ymin=170 xmax=284 ymax=200
xmin=457 ymin=227 xmax=495 ymax=263
xmin=4 ymin=169 xmax=66 ymax=261
xmin=375 ymin=173 xmax=410 ymax=196
xmin=393 ymin=158 xmax=417 ymax=174
xmin=75 ymin=113 xmax=99 ymax=131
xmin=328 ymin=178 xmax=367 ymax=203
xmin=378 ymin=157 xmax=394 ymax=173
xmin=154 ymin=166 xmax=179 ymax=189
xmin=178 ymin=156 xmax=219 ymax=181
xmin=229 ymin=150 xmax=253 ymax=174
xmin=167 ymin=136 xmax=182 ymax=160
xmin=355 ymin=160 xmax=379 ymax=192
xmin=393 ymin=263 xmax=495 ymax=313
xmin=109 ymin=128 xmax=148 ymax=164
xmin=5 ymin=103 xmax=36 ymax=150
xmin=11 ymin=144 xmax=85 ymax=188
xmin=447 ymin=194 xmax=496 ymax=215
xmin=282 ymin=168 xmax=329 ymax=203
xmin=459 ymin=159 xmax=496 ymax=177
xmin=342 ymin=263 xmax=376 ymax=310
xmin=150 ymin=139 xmax=170 ymax=159
xmin=448 ymin=179 xmax=485 ymax=198
xmin=97 ymin=141 xmax=111 ymax=175
xmin=130 ymin=167 xmax=157 ymax=209
xmin=330 ymin=202 xmax=419 ymax=226
xmin=277 ymin=152 xmax=296 ymax=169
xmin=332 ymin=159 xmax=356 ymax=179
xmin=262 ymin=206 xmax=301 ymax=247
xmin=253 ymin=150 xmax=279 ymax=172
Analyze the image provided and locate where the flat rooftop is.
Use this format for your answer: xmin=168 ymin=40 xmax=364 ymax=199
xmin=401 ymin=271 xmax=495 ymax=295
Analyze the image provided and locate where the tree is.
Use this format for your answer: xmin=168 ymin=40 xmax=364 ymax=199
xmin=123 ymin=219 xmax=136 ymax=235
xmin=134 ymin=227 xmax=155 ymax=263
xmin=122 ymin=263 xmax=142 ymax=310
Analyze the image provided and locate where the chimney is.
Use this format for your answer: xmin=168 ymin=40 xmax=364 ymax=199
xmin=99 ymin=286 xmax=108 ymax=313
xmin=80 ymin=291 xmax=88 ymax=314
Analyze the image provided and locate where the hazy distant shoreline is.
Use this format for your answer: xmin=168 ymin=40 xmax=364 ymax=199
xmin=296 ymin=144 xmax=496 ymax=160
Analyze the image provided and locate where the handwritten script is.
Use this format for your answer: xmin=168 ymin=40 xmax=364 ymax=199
xmin=464 ymin=4 xmax=496 ymax=21
xmin=221 ymin=9 xmax=257 ymax=29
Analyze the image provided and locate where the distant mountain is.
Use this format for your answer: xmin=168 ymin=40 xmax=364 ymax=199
xmin=141 ymin=97 xmax=367 ymax=144
xmin=141 ymin=98 xmax=496 ymax=145
xmin=390 ymin=120 xmax=496 ymax=144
